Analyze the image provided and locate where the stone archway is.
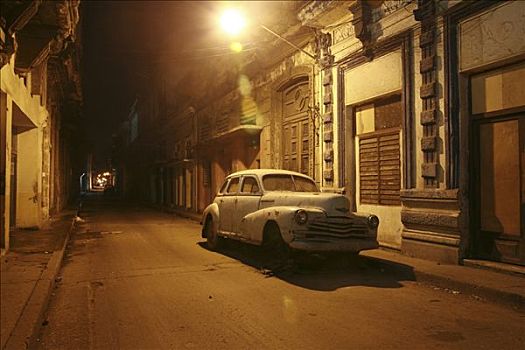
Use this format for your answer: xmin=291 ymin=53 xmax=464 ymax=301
xmin=270 ymin=66 xmax=314 ymax=176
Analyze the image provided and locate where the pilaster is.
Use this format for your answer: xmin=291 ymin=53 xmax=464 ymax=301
xmin=400 ymin=0 xmax=461 ymax=264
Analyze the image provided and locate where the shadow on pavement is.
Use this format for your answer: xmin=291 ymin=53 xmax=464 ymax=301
xmin=197 ymin=240 xmax=416 ymax=291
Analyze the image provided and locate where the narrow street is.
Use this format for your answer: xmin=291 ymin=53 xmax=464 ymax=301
xmin=36 ymin=195 xmax=524 ymax=349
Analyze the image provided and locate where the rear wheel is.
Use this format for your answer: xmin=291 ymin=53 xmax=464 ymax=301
xmin=205 ymin=218 xmax=222 ymax=251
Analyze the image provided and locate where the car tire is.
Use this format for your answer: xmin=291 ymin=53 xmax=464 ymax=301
xmin=263 ymin=223 xmax=291 ymax=268
xmin=206 ymin=218 xmax=222 ymax=251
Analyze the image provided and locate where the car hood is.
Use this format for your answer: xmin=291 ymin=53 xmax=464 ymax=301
xmin=260 ymin=192 xmax=351 ymax=216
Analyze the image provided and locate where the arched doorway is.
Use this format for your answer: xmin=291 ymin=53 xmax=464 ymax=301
xmin=280 ymin=76 xmax=312 ymax=176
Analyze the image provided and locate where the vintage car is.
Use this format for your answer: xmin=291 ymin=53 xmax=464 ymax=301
xmin=201 ymin=169 xmax=379 ymax=255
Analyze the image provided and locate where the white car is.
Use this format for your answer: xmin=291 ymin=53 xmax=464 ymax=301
xmin=201 ymin=169 xmax=379 ymax=256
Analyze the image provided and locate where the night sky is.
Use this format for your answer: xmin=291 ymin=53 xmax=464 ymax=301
xmin=81 ymin=1 xmax=283 ymax=167
xmin=81 ymin=1 xmax=224 ymax=166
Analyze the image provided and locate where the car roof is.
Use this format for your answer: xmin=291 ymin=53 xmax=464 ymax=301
xmin=225 ymin=169 xmax=313 ymax=179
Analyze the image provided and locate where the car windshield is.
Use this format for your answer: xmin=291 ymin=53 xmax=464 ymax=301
xmin=262 ymin=174 xmax=319 ymax=192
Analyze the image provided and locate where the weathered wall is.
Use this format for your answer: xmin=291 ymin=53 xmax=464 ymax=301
xmin=16 ymin=127 xmax=43 ymax=227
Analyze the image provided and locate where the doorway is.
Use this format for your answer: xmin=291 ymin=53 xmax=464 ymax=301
xmin=281 ymin=79 xmax=311 ymax=176
xmin=470 ymin=62 xmax=525 ymax=265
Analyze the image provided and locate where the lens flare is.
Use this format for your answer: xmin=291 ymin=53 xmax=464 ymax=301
xmin=229 ymin=42 xmax=243 ymax=53
xmin=238 ymin=75 xmax=252 ymax=96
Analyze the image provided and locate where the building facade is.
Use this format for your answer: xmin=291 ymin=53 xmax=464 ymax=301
xmin=119 ymin=0 xmax=524 ymax=266
xmin=305 ymin=0 xmax=524 ymax=266
xmin=1 ymin=0 xmax=83 ymax=253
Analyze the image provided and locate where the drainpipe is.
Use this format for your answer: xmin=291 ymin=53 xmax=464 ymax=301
xmin=310 ymin=63 xmax=317 ymax=182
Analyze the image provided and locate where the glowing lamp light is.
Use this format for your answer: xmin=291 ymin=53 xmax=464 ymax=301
xmin=220 ymin=9 xmax=246 ymax=36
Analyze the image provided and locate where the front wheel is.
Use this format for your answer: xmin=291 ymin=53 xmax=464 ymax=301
xmin=262 ymin=224 xmax=291 ymax=269
xmin=205 ymin=218 xmax=222 ymax=251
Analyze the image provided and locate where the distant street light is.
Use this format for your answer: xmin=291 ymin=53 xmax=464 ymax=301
xmin=219 ymin=8 xmax=316 ymax=60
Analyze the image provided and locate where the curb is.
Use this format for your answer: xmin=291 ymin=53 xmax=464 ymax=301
xmin=4 ymin=216 xmax=76 ymax=349
xmin=365 ymin=253 xmax=525 ymax=312
xmin=410 ymin=269 xmax=525 ymax=311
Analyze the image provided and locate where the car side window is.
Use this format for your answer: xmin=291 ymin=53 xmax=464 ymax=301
xmin=218 ymin=179 xmax=229 ymax=194
xmin=240 ymin=176 xmax=260 ymax=194
xmin=226 ymin=177 xmax=240 ymax=194
xmin=262 ymin=174 xmax=295 ymax=191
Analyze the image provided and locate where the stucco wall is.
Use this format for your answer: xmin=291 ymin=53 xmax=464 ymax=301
xmin=1 ymin=55 xmax=49 ymax=230
xmin=16 ymin=127 xmax=43 ymax=227
xmin=344 ymin=51 xmax=403 ymax=105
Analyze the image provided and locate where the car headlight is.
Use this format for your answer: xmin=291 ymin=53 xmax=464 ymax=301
xmin=295 ymin=209 xmax=308 ymax=225
xmin=367 ymin=215 xmax=379 ymax=229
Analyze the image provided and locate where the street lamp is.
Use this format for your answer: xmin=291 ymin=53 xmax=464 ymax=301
xmin=219 ymin=8 xmax=316 ymax=61
xmin=220 ymin=9 xmax=246 ymax=36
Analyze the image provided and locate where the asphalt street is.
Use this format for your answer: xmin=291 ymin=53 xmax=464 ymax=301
xmin=36 ymin=195 xmax=525 ymax=349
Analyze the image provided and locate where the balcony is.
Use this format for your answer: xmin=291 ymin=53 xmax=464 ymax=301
xmin=198 ymin=94 xmax=261 ymax=146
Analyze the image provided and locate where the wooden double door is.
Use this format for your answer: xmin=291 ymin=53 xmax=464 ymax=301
xmin=470 ymin=62 xmax=525 ymax=266
xmin=281 ymin=79 xmax=311 ymax=176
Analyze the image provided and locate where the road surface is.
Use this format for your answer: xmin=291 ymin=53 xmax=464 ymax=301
xmin=37 ymin=195 xmax=525 ymax=349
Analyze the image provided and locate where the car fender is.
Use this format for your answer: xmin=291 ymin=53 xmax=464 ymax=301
xmin=201 ymin=203 xmax=219 ymax=238
xmin=240 ymin=206 xmax=323 ymax=244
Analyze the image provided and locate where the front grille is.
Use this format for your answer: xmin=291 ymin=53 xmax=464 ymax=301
xmin=296 ymin=217 xmax=370 ymax=240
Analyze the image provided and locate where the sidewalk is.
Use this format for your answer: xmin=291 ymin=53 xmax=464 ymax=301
xmin=0 ymin=210 xmax=76 ymax=350
xmin=361 ymin=249 xmax=525 ymax=311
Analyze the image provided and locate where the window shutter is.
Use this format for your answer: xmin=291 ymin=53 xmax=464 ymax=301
xmin=359 ymin=129 xmax=400 ymax=205
xmin=378 ymin=131 xmax=401 ymax=205
xmin=359 ymin=136 xmax=379 ymax=204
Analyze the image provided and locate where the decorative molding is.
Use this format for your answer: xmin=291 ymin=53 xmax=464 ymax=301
xmin=401 ymin=230 xmax=460 ymax=246
xmin=322 ymin=65 xmax=334 ymax=183
xmin=324 ymin=148 xmax=333 ymax=161
xmin=421 ymin=136 xmax=436 ymax=151
xmin=419 ymin=82 xmax=436 ymax=98
xmin=333 ymin=23 xmax=355 ymax=45
xmin=414 ymin=0 xmax=440 ymax=188
xmin=401 ymin=188 xmax=459 ymax=201
xmin=400 ymin=189 xmax=462 ymax=263
xmin=421 ymin=162 xmax=438 ymax=178
xmin=419 ymin=55 xmax=434 ymax=73
xmin=349 ymin=1 xmax=374 ymax=60
xmin=382 ymin=0 xmax=414 ymax=17
xmin=314 ymin=30 xmax=334 ymax=69
xmin=420 ymin=109 xmax=436 ymax=125
xmin=323 ymin=169 xmax=334 ymax=181
xmin=322 ymin=69 xmax=332 ymax=85
xmin=401 ymin=210 xmax=459 ymax=230
xmin=459 ymin=1 xmax=525 ymax=72
xmin=298 ymin=0 xmax=339 ymax=27
xmin=372 ymin=0 xmax=414 ymax=23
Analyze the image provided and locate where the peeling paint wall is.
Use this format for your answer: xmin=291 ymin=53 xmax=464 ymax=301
xmin=1 ymin=54 xmax=48 ymax=233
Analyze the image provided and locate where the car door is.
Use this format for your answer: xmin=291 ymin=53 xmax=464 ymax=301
xmin=232 ymin=176 xmax=262 ymax=240
xmin=218 ymin=176 xmax=239 ymax=235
